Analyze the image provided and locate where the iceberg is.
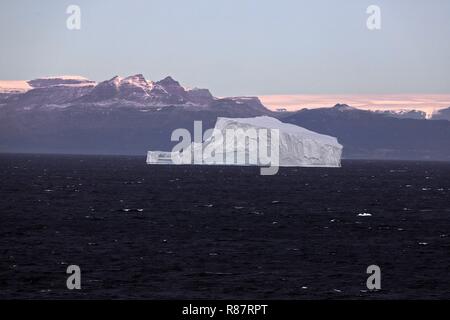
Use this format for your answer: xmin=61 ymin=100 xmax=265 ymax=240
xmin=147 ymin=116 xmax=343 ymax=169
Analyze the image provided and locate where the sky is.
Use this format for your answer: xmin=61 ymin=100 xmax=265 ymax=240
xmin=1 ymin=0 xmax=450 ymax=111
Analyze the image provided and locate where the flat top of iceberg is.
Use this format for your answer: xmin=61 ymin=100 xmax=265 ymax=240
xmin=216 ymin=116 xmax=340 ymax=145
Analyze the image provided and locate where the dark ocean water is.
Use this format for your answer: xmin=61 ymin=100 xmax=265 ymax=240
xmin=1 ymin=154 xmax=450 ymax=299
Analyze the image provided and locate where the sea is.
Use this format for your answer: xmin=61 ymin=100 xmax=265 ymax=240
xmin=1 ymin=153 xmax=450 ymax=299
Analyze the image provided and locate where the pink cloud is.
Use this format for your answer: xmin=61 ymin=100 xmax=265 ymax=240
xmin=259 ymin=94 xmax=450 ymax=116
xmin=0 ymin=80 xmax=32 ymax=93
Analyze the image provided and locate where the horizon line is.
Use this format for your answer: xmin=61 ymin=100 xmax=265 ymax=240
xmin=258 ymin=94 xmax=450 ymax=116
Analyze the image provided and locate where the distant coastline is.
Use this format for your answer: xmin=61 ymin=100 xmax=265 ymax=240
xmin=259 ymin=94 xmax=450 ymax=117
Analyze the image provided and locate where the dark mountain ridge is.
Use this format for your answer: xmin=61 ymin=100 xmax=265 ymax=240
xmin=1 ymin=76 xmax=449 ymax=160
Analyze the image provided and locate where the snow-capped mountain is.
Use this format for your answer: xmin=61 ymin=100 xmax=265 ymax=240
xmin=74 ymin=74 xmax=216 ymax=107
xmin=0 ymin=81 xmax=32 ymax=104
xmin=155 ymin=76 xmax=185 ymax=99
xmin=332 ymin=103 xmax=358 ymax=112
xmin=27 ymin=75 xmax=96 ymax=88
xmin=431 ymin=107 xmax=450 ymax=121
xmin=78 ymin=74 xmax=155 ymax=103
xmin=374 ymin=109 xmax=427 ymax=120
xmin=317 ymin=104 xmax=429 ymax=120
xmin=2 ymin=76 xmax=96 ymax=108
xmin=0 ymin=80 xmax=32 ymax=93
xmin=0 ymin=74 xmax=270 ymax=114
xmin=324 ymin=104 xmax=427 ymax=120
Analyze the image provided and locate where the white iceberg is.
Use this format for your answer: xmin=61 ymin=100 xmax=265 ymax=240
xmin=147 ymin=116 xmax=343 ymax=170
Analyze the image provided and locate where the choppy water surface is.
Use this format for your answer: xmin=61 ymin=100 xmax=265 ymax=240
xmin=1 ymin=154 xmax=450 ymax=299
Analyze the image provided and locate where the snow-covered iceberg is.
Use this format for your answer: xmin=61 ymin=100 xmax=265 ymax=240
xmin=147 ymin=116 xmax=342 ymax=171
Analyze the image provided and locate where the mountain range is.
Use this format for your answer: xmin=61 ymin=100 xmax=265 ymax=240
xmin=0 ymin=75 xmax=449 ymax=160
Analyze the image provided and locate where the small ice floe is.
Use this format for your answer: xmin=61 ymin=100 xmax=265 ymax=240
xmin=333 ymin=289 xmax=342 ymax=293
xmin=301 ymin=286 xmax=308 ymax=290
xmin=418 ymin=242 xmax=428 ymax=246
xmin=119 ymin=208 xmax=144 ymax=213
xmin=44 ymin=189 xmax=53 ymax=192
xmin=272 ymin=221 xmax=279 ymax=225
xmin=39 ymin=289 xmax=52 ymax=293
xmin=357 ymin=213 xmax=372 ymax=217
xmin=422 ymin=188 xmax=431 ymax=191
xmin=330 ymin=219 xmax=337 ymax=223
xmin=234 ymin=206 xmax=244 ymax=210
xmin=271 ymin=200 xmax=280 ymax=204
